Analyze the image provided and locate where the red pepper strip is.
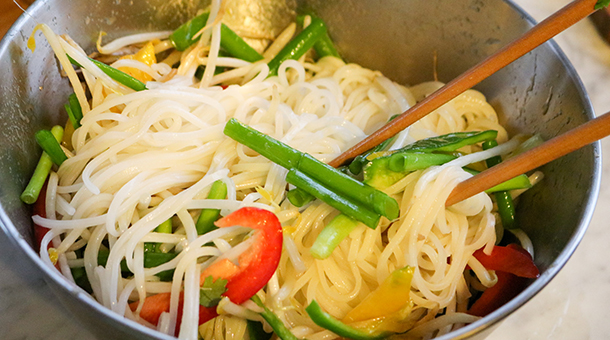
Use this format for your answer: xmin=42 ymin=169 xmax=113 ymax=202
xmin=133 ymin=207 xmax=283 ymax=330
xmin=32 ymin=181 xmax=50 ymax=253
xmin=472 ymin=244 xmax=539 ymax=278
xmin=468 ymin=271 xmax=528 ymax=317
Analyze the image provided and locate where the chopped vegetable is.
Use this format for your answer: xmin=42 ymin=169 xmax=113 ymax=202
xmin=267 ymin=18 xmax=327 ymax=76
xmin=170 ymin=12 xmax=263 ymax=62
xmin=468 ymin=271 xmax=528 ymax=317
xmin=462 ymin=168 xmax=531 ymax=193
xmin=68 ymin=55 xmax=148 ymax=91
xmin=473 ymin=243 xmax=539 ymax=278
xmin=35 ymin=128 xmax=67 ymax=166
xmin=286 ymin=169 xmax=381 ymax=229
xmin=136 ymin=207 xmax=283 ymax=328
xmin=247 ymin=320 xmax=273 ymax=340
xmin=596 ymin=0 xmax=610 ymax=10
xmin=199 ymin=276 xmax=228 ymax=308
xmin=305 ymin=300 xmax=389 ymax=340
xmin=65 ymin=93 xmax=83 ymax=129
xmin=144 ymin=218 xmax=172 ymax=253
xmin=310 ymin=214 xmax=360 ymax=259
xmin=21 ymin=125 xmax=63 ymax=204
xmin=118 ymin=41 xmax=157 ymax=82
xmin=251 ymin=295 xmax=299 ymax=340
xmin=296 ymin=15 xmax=341 ymax=59
xmin=343 ymin=266 xmax=414 ymax=323
xmin=286 ymin=187 xmax=314 ymax=207
xmin=223 ymin=118 xmax=399 ymax=221
xmin=196 ymin=180 xmax=227 ymax=235
xmin=483 ymin=140 xmax=517 ymax=229
xmin=361 ymin=130 xmax=497 ymax=190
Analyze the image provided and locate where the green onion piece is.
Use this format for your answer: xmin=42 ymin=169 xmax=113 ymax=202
xmin=296 ymin=15 xmax=341 ymax=59
xmin=67 ymin=55 xmax=147 ymax=91
xmin=251 ymin=295 xmax=299 ymax=340
xmin=224 ymin=118 xmax=398 ymax=220
xmin=286 ymin=188 xmax=314 ymax=207
xmin=64 ymin=104 xmax=79 ymax=130
xmin=310 ymin=214 xmax=359 ymax=259
xmin=247 ymin=320 xmax=273 ymax=340
xmin=286 ymin=169 xmax=380 ymax=229
xmin=68 ymin=93 xmax=83 ymax=128
xmin=196 ymin=180 xmax=228 ymax=235
xmin=35 ymin=128 xmax=67 ymax=166
xmin=170 ymin=12 xmax=263 ymax=62
xmin=267 ymin=18 xmax=327 ymax=76
xmin=483 ymin=140 xmax=517 ymax=229
xmin=20 ymin=126 xmax=64 ymax=204
xmin=348 ymin=115 xmax=400 ymax=175
xmin=305 ymin=300 xmax=388 ymax=340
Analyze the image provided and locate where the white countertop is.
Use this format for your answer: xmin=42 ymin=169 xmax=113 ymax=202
xmin=1 ymin=0 xmax=609 ymax=339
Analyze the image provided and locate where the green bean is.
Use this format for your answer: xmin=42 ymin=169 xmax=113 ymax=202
xmin=144 ymin=218 xmax=173 ymax=253
xmin=67 ymin=55 xmax=147 ymax=91
xmin=305 ymin=300 xmax=388 ymax=340
xmin=267 ymin=18 xmax=327 ymax=76
xmin=286 ymin=169 xmax=380 ymax=229
xmin=224 ymin=118 xmax=398 ymax=220
xmin=286 ymin=187 xmax=314 ymax=207
xmin=483 ymin=140 xmax=516 ymax=229
xmin=68 ymin=93 xmax=83 ymax=128
xmin=196 ymin=180 xmax=228 ymax=235
xmin=296 ymin=15 xmax=341 ymax=59
xmin=20 ymin=126 xmax=64 ymax=204
xmin=310 ymin=214 xmax=360 ymax=259
xmin=251 ymin=295 xmax=299 ymax=340
xmin=170 ymin=12 xmax=263 ymax=62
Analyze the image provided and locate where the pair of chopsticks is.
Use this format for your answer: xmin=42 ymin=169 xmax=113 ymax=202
xmin=329 ymin=0 xmax=604 ymax=206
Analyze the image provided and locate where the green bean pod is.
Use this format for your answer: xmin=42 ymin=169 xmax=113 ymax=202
xmin=286 ymin=169 xmax=380 ymax=229
xmin=483 ymin=140 xmax=517 ymax=229
xmin=267 ymin=18 xmax=327 ymax=76
xmin=196 ymin=180 xmax=228 ymax=235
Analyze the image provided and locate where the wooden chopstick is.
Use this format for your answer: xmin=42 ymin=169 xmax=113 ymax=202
xmin=445 ymin=110 xmax=610 ymax=206
xmin=328 ymin=0 xmax=598 ymax=168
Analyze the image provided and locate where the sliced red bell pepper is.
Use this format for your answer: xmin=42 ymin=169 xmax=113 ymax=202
xmin=33 ymin=181 xmax=50 ymax=253
xmin=134 ymin=207 xmax=283 ymax=330
xmin=468 ymin=271 xmax=528 ymax=317
xmin=472 ymin=244 xmax=539 ymax=279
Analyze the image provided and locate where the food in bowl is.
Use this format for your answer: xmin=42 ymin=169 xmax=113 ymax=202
xmin=21 ymin=2 xmax=548 ymax=339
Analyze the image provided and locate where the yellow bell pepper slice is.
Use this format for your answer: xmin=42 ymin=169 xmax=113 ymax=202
xmin=119 ymin=41 xmax=156 ymax=82
xmin=343 ymin=266 xmax=414 ymax=323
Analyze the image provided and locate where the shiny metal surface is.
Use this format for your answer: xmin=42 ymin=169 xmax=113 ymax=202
xmin=0 ymin=0 xmax=599 ymax=339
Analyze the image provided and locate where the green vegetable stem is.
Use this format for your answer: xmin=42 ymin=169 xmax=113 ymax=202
xmin=196 ymin=180 xmax=228 ymax=235
xmin=267 ymin=18 xmax=327 ymax=76
xmin=170 ymin=12 xmax=264 ymax=62
xmin=251 ymin=295 xmax=299 ymax=340
xmin=286 ymin=169 xmax=381 ymax=229
xmin=296 ymin=15 xmax=342 ymax=60
xmin=20 ymin=125 xmax=64 ymax=204
xmin=483 ymin=140 xmax=517 ymax=229
xmin=68 ymin=55 xmax=147 ymax=91
xmin=223 ymin=118 xmax=398 ymax=223
xmin=310 ymin=214 xmax=360 ymax=259
xmin=35 ymin=129 xmax=67 ymax=166
xmin=305 ymin=300 xmax=388 ymax=340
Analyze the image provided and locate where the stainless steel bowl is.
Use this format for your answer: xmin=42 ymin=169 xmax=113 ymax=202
xmin=0 ymin=0 xmax=600 ymax=339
